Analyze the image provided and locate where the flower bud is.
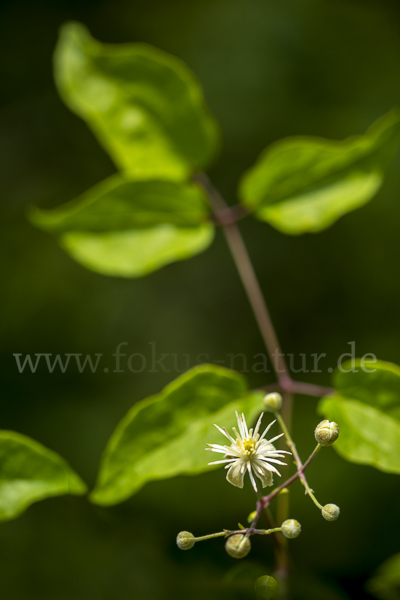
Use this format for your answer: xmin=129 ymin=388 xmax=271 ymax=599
xmin=176 ymin=531 xmax=195 ymax=550
xmin=281 ymin=519 xmax=301 ymax=539
xmin=322 ymin=504 xmax=340 ymax=521
xmin=247 ymin=510 xmax=257 ymax=523
xmin=255 ymin=575 xmax=278 ymax=599
xmin=314 ymin=420 xmax=339 ymax=446
xmin=263 ymin=392 xmax=283 ymax=412
xmin=225 ymin=534 xmax=251 ymax=559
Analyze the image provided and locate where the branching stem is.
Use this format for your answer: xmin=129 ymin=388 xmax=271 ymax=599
xmin=275 ymin=412 xmax=315 ymax=496
xmin=194 ymin=172 xmax=327 ymax=598
xmin=261 ymin=444 xmax=321 ymax=511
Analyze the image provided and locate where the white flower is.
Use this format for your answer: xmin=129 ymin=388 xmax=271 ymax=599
xmin=206 ymin=411 xmax=291 ymax=492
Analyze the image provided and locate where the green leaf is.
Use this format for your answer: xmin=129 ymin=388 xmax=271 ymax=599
xmin=318 ymin=396 xmax=400 ymax=474
xmin=334 ymin=359 xmax=400 ymax=421
xmin=366 ymin=552 xmax=400 ymax=600
xmin=319 ymin=360 xmax=400 ymax=473
xmin=0 ymin=431 xmax=87 ymax=522
xmin=30 ymin=176 xmax=214 ymax=277
xmin=90 ymin=365 xmax=264 ymax=505
xmin=54 ymin=22 xmax=219 ymax=180
xmin=239 ymin=109 xmax=400 ymax=234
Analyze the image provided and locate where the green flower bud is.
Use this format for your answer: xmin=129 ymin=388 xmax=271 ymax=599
xmin=281 ymin=519 xmax=301 ymax=539
xmin=314 ymin=420 xmax=339 ymax=446
xmin=247 ymin=510 xmax=257 ymax=523
xmin=255 ymin=575 xmax=279 ymax=599
xmin=225 ymin=534 xmax=251 ymax=559
xmin=263 ymin=392 xmax=283 ymax=412
xmin=176 ymin=531 xmax=195 ymax=550
xmin=322 ymin=504 xmax=340 ymax=521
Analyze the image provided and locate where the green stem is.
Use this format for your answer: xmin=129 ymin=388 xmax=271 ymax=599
xmin=256 ymin=485 xmax=289 ymax=596
xmin=194 ymin=531 xmax=227 ymax=541
xmin=275 ymin=411 xmax=322 ymax=505
xmin=263 ymin=444 xmax=322 ymax=508
xmin=259 ymin=527 xmax=283 ymax=535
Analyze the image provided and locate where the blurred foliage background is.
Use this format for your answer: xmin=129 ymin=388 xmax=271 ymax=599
xmin=1 ymin=0 xmax=400 ymax=598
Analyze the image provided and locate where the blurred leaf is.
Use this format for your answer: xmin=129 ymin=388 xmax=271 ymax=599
xmin=30 ymin=176 xmax=211 ymax=232
xmin=30 ymin=176 xmax=214 ymax=277
xmin=57 ymin=226 xmax=213 ymax=278
xmin=318 ymin=396 xmax=400 ymax=474
xmin=366 ymin=552 xmax=400 ymax=600
xmin=334 ymin=359 xmax=400 ymax=420
xmin=0 ymin=431 xmax=87 ymax=522
xmin=54 ymin=22 xmax=219 ymax=180
xmin=239 ymin=109 xmax=400 ymax=234
xmin=90 ymin=365 xmax=264 ymax=505
xmin=318 ymin=360 xmax=400 ymax=472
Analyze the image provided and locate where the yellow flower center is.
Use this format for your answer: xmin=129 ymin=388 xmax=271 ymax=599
xmin=240 ymin=438 xmax=257 ymax=456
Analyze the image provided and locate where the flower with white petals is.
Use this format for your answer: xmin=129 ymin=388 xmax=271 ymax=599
xmin=206 ymin=411 xmax=291 ymax=492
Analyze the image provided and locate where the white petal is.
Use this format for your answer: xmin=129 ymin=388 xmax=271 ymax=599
xmin=259 ymin=419 xmax=276 ymax=442
xmin=226 ymin=460 xmax=246 ymax=489
xmin=253 ymin=462 xmax=274 ymax=487
xmin=206 ymin=443 xmax=231 ymax=452
xmin=256 ymin=459 xmax=282 ymax=477
xmin=213 ymin=423 xmax=235 ymax=443
xmin=208 ymin=458 xmax=237 ymax=465
xmin=205 ymin=447 xmax=229 ymax=454
xmin=259 ymin=457 xmax=287 ymax=466
xmin=235 ymin=411 xmax=245 ymax=439
xmin=247 ymin=462 xmax=258 ymax=492
xmin=232 ymin=427 xmax=241 ymax=441
xmin=253 ymin=412 xmax=264 ymax=439
xmin=266 ymin=433 xmax=285 ymax=445
xmin=257 ymin=450 xmax=291 ymax=458
xmin=242 ymin=413 xmax=249 ymax=437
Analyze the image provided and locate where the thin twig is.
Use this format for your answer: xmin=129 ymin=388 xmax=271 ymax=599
xmin=194 ymin=173 xmax=290 ymax=383
xmin=262 ymin=444 xmax=321 ymax=510
xmin=280 ymin=380 xmax=335 ymax=397
xmin=211 ymin=204 xmax=250 ymax=225
xmin=275 ymin=412 xmax=316 ymax=496
xmin=260 ymin=381 xmax=334 ymax=398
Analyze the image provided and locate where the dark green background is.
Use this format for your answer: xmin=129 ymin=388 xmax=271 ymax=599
xmin=1 ymin=0 xmax=400 ymax=598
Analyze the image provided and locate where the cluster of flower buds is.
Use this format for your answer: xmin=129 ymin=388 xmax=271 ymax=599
xmin=176 ymin=517 xmax=302 ymax=559
xmin=177 ymin=405 xmax=341 ymax=600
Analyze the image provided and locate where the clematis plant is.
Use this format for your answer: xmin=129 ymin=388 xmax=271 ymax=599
xmin=3 ymin=20 xmax=399 ymax=600
xmin=177 ymin=395 xmax=340 ymax=595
